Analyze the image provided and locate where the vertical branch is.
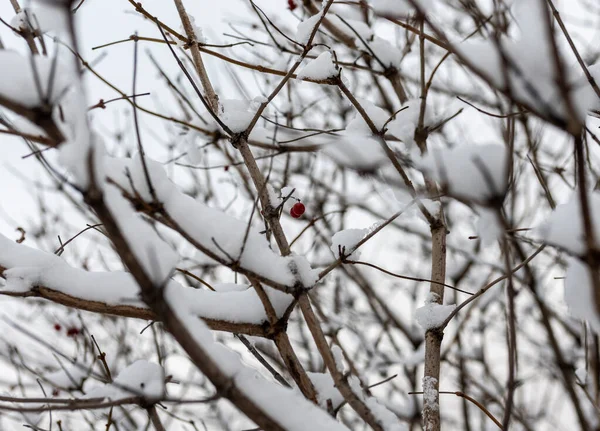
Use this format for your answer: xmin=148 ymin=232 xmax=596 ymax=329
xmin=222 ymin=4 xmax=394 ymax=426
xmin=173 ymin=0 xmax=219 ymax=112
xmin=170 ymin=0 xmax=332 ymax=413
xmin=422 ymin=221 xmax=447 ymax=431
xmin=131 ymin=35 xmax=157 ymax=202
xmin=147 ymin=406 xmax=166 ymax=431
xmin=9 ymin=0 xmax=40 ymax=55
xmin=413 ymin=14 xmax=448 ymax=431
xmin=500 ymin=234 xmax=517 ymax=429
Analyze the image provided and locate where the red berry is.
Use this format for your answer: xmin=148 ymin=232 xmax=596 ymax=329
xmin=66 ymin=327 xmax=80 ymax=337
xmin=54 ymin=324 xmax=61 ymax=331
xmin=52 ymin=388 xmax=60 ymax=397
xmin=287 ymin=0 xmax=297 ymax=11
xmin=290 ymin=202 xmax=305 ymax=218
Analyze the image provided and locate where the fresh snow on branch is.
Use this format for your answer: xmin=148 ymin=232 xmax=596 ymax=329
xmin=86 ymin=360 xmax=165 ymax=402
xmin=169 ymin=300 xmax=351 ymax=431
xmin=417 ymin=144 xmax=508 ymax=203
xmin=0 ymin=233 xmax=293 ymax=325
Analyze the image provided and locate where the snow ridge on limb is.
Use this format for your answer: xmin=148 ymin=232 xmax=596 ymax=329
xmin=169 ymin=295 xmax=351 ymax=431
xmin=104 ymin=154 xmax=319 ymax=291
xmin=0 ymin=233 xmax=286 ymax=337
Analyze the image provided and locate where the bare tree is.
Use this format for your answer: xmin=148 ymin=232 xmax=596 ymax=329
xmin=0 ymin=0 xmax=599 ymax=430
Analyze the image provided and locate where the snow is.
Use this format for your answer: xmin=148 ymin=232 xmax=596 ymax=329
xmin=576 ymin=366 xmax=588 ymax=385
xmin=378 ymin=98 xmax=462 ymax=146
xmin=327 ymin=15 xmax=373 ymax=41
xmin=476 ymin=208 xmax=503 ymax=246
xmin=0 ymin=144 xmax=322 ymax=324
xmin=1 ymin=5 xmax=92 ymax=188
xmin=219 ymin=99 xmax=259 ymax=133
xmin=321 ymin=99 xmax=393 ymax=170
xmin=331 ymin=227 xmax=369 ymax=258
xmin=174 ymin=283 xmax=293 ymax=323
xmin=371 ymin=0 xmax=433 ymax=17
xmin=385 ymin=99 xmax=434 ymax=143
xmin=184 ymin=14 xmax=206 ymax=43
xmin=10 ymin=10 xmax=29 ymax=31
xmin=348 ymin=376 xmax=406 ymax=430
xmin=415 ymin=303 xmax=455 ymax=330
xmin=0 ymin=146 xmax=320 ymax=323
xmin=296 ymin=11 xmax=324 ymax=45
xmin=104 ymin=183 xmax=179 ymax=284
xmin=322 ymin=133 xmax=388 ymax=170
xmin=415 ymin=294 xmax=455 ymax=330
xmin=0 ymin=233 xmax=293 ymax=325
xmin=212 ymin=282 xmax=249 ymax=292
xmin=167 ymin=298 xmax=351 ymax=431
xmin=538 ymin=193 xmax=600 ymax=256
xmin=4 ymin=112 xmax=47 ymax=138
xmin=564 ymin=257 xmax=600 ymax=333
xmin=190 ymin=98 xmax=269 ymax=134
xmin=35 ymin=4 xmax=96 ymax=189
xmin=417 ymin=144 xmax=508 ymax=203
xmin=369 ymin=38 xmax=402 ymax=69
xmin=20 ymin=2 xmax=70 ymax=35
xmin=455 ymin=0 xmax=600 ymax=123
xmin=2 ymin=263 xmax=143 ymax=306
xmin=422 ymin=376 xmax=438 ymax=410
xmin=332 ymin=344 xmax=345 ymax=370
xmin=308 ymin=371 xmax=344 ymax=408
xmin=86 ymin=360 xmax=165 ymax=402
xmin=45 ymin=363 xmax=90 ymax=390
xmin=347 ymin=98 xmax=389 ymax=133
xmin=105 ymin=155 xmax=320 ymax=289
xmin=297 ymin=52 xmax=338 ymax=80
xmin=280 ymin=186 xmax=298 ymax=199
xmin=0 ymin=50 xmax=72 ymax=108
xmin=250 ymin=95 xmax=268 ymax=109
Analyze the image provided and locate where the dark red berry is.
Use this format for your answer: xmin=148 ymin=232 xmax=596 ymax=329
xmin=66 ymin=327 xmax=80 ymax=337
xmin=287 ymin=0 xmax=297 ymax=11
xmin=290 ymin=202 xmax=305 ymax=218
xmin=54 ymin=324 xmax=61 ymax=331
xmin=224 ymin=165 xmax=229 ymax=171
xmin=52 ymin=388 xmax=60 ymax=397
